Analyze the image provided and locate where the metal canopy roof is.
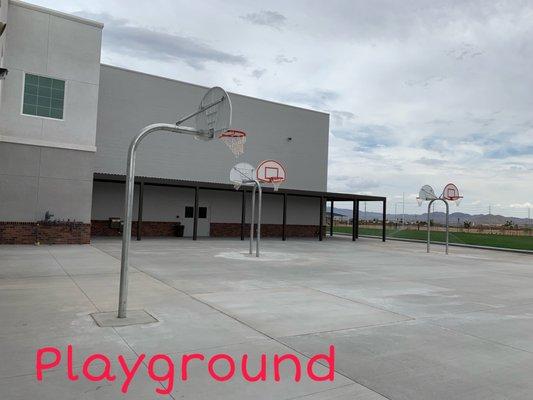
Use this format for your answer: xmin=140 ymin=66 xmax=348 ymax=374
xmin=93 ymin=173 xmax=386 ymax=202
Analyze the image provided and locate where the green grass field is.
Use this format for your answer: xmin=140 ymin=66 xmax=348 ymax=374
xmin=333 ymin=226 xmax=533 ymax=251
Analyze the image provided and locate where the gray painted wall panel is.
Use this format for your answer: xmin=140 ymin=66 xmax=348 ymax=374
xmin=47 ymin=15 xmax=102 ymax=84
xmin=0 ymin=141 xmax=40 ymax=176
xmin=94 ymin=66 xmax=329 ymax=192
xmin=36 ymin=177 xmax=93 ymax=222
xmin=4 ymin=4 xmax=48 ymax=73
xmin=0 ymin=142 xmax=93 ymax=222
xmin=0 ymin=174 xmax=38 ymax=221
xmin=142 ymin=186 xmax=194 ymax=223
xmin=0 ymin=68 xmax=43 ymax=140
xmin=40 ymin=80 xmax=100 ymax=148
xmin=39 ymin=147 xmax=94 ymax=180
xmin=286 ymin=196 xmax=321 ymax=225
xmin=205 ymin=190 xmax=242 ymax=223
xmin=91 ymin=181 xmax=138 ymax=220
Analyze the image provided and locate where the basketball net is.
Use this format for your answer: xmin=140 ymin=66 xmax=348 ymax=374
xmin=219 ymin=129 xmax=246 ymax=157
xmin=270 ymin=178 xmax=284 ymax=192
xmin=416 ymin=198 xmax=423 ymax=206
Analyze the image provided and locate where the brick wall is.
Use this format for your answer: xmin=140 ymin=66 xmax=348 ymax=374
xmin=91 ymin=220 xmax=320 ymax=238
xmin=0 ymin=222 xmax=91 ymax=244
xmin=210 ymin=223 xmax=320 ymax=238
xmin=0 ymin=221 xmax=322 ymax=244
xmin=91 ymin=220 xmax=178 ymax=237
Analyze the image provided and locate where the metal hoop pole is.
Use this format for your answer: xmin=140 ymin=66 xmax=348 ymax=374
xmin=250 ymin=185 xmax=255 ymax=255
xmin=426 ymin=198 xmax=450 ymax=255
xmin=256 ymin=182 xmax=262 ymax=257
xmin=118 ymin=123 xmax=200 ymax=319
xmin=248 ymin=180 xmax=262 ymax=257
xmin=445 ymin=200 xmax=449 ymax=255
xmin=427 ymin=199 xmax=434 ymax=253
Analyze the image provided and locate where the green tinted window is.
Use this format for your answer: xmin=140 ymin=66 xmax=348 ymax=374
xmin=22 ymin=74 xmax=65 ymax=120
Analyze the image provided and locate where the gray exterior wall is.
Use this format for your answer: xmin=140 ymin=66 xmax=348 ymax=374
xmin=92 ymin=65 xmax=329 ymax=229
xmin=0 ymin=142 xmax=94 ymax=222
xmin=0 ymin=1 xmax=102 ymax=223
xmin=94 ymin=65 xmax=330 ymax=192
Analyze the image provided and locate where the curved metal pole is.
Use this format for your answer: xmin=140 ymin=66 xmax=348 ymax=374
xmin=118 ymin=123 xmax=201 ymax=319
xmin=426 ymin=198 xmax=450 ymax=255
xmin=256 ymin=182 xmax=262 ymax=258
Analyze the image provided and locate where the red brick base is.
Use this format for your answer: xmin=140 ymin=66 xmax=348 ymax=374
xmin=91 ymin=220 xmax=178 ymax=237
xmin=0 ymin=222 xmax=91 ymax=245
xmin=91 ymin=220 xmax=320 ymax=238
xmin=210 ymin=223 xmax=320 ymax=238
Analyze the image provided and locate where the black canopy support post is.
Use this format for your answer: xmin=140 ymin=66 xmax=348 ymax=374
xmin=382 ymin=198 xmax=387 ymax=242
xmin=355 ymin=200 xmax=360 ymax=239
xmin=240 ymin=188 xmax=246 ymax=241
xmin=282 ymin=193 xmax=287 ymax=241
xmin=136 ymin=181 xmax=144 ymax=241
xmin=330 ymin=200 xmax=334 ymax=237
xmin=352 ymin=199 xmax=356 ymax=241
xmin=193 ymin=186 xmax=199 ymax=241
xmin=319 ymin=197 xmax=324 ymax=241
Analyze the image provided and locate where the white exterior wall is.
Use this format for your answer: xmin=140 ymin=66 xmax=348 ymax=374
xmin=91 ymin=183 xmax=321 ymax=235
xmin=0 ymin=1 xmax=102 ymax=223
xmin=286 ymin=196 xmax=321 ymax=225
xmin=94 ymin=65 xmax=329 ymax=192
xmin=0 ymin=0 xmax=102 ymax=151
xmin=1 ymin=1 xmax=10 ymax=114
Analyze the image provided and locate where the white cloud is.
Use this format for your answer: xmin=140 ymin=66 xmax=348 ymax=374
xmin=239 ymin=10 xmax=287 ymax=29
xmin=510 ymin=203 xmax=533 ymax=209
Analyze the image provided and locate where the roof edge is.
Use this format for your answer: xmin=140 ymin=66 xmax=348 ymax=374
xmin=93 ymin=172 xmax=386 ymax=201
xmin=10 ymin=0 xmax=104 ymax=28
xmin=100 ymin=64 xmax=330 ymax=117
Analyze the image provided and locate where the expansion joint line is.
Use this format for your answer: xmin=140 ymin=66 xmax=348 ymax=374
xmin=91 ymin=243 xmax=392 ymax=400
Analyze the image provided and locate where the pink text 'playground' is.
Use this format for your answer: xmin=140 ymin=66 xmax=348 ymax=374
xmin=36 ymin=345 xmax=336 ymax=395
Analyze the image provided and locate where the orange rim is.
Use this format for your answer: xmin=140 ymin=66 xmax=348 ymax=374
xmin=219 ymin=129 xmax=246 ymax=138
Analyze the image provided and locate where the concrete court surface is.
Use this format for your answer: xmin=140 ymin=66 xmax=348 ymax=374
xmin=1 ymin=237 xmax=533 ymax=399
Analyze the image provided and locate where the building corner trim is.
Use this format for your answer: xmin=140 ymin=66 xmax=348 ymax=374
xmin=0 ymin=135 xmax=97 ymax=152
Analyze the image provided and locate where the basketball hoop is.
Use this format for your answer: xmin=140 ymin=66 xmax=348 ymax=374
xmin=416 ymin=182 xmax=462 ymax=255
xmin=268 ymin=177 xmax=284 ymax=191
xmin=229 ymin=163 xmax=262 ymax=257
xmin=229 ymin=162 xmax=255 ymax=189
xmin=219 ymin=129 xmax=246 ymax=157
xmin=442 ymin=183 xmax=463 ymax=206
xmin=256 ymin=160 xmax=286 ymax=191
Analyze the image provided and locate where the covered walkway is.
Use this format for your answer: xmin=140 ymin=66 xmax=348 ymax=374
xmin=94 ymin=173 xmax=387 ymax=242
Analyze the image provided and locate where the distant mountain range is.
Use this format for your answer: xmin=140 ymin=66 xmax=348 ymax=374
xmin=327 ymin=207 xmax=532 ymax=227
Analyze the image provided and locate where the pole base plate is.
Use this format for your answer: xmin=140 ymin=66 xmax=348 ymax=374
xmin=91 ymin=310 xmax=158 ymax=327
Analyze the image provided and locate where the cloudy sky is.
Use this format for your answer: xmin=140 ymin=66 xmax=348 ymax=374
xmin=34 ymin=0 xmax=533 ymax=216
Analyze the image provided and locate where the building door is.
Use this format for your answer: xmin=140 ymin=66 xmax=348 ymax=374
xmin=182 ymin=205 xmax=210 ymax=237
